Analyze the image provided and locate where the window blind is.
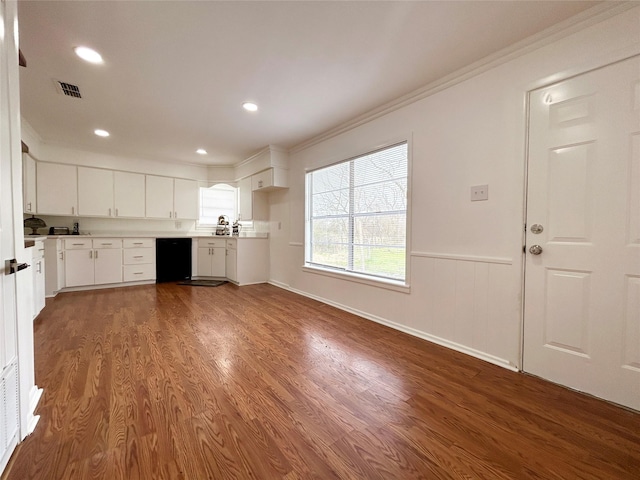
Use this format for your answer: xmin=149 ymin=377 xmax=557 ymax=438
xmin=306 ymin=142 xmax=408 ymax=281
xmin=199 ymin=184 xmax=237 ymax=226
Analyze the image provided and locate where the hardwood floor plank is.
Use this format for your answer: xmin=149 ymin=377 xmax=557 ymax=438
xmin=3 ymin=283 xmax=639 ymax=479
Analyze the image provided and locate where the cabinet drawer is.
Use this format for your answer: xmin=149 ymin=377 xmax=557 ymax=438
xmin=123 ymin=264 xmax=156 ymax=282
xmin=198 ymin=238 xmax=226 ymax=248
xmin=64 ymin=238 xmax=92 ymax=250
xmin=92 ymin=239 xmax=122 ymax=249
xmin=123 ymin=248 xmax=154 ymax=265
xmin=123 ymin=238 xmax=154 ymax=248
xmin=226 ymin=238 xmax=237 ymax=250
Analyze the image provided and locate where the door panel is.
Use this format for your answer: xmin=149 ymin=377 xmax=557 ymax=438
xmin=524 ymin=55 xmax=640 ymax=410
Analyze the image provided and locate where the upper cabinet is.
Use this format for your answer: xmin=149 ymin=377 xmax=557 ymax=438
xmin=174 ymin=178 xmax=198 ymax=220
xmin=145 ymin=175 xmax=174 ymax=219
xmin=114 ymin=171 xmax=145 ymax=218
xmin=238 ymin=177 xmax=252 ymax=221
xmin=78 ymin=167 xmax=114 ymax=217
xmin=36 ymin=162 xmax=78 ymax=215
xmin=251 ymin=167 xmax=288 ymax=192
xmin=146 ymin=175 xmax=198 ymax=220
xmin=23 ymin=153 xmax=36 ymax=214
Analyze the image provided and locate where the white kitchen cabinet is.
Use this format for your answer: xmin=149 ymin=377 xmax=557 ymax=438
xmin=197 ymin=238 xmax=226 ymax=277
xmin=114 ymin=171 xmax=145 ymax=218
xmin=78 ymin=167 xmax=114 ymax=217
xmin=225 ymin=240 xmax=238 ymax=283
xmin=145 ymin=175 xmax=174 ymax=219
xmin=251 ymin=167 xmax=288 ymax=192
xmin=64 ymin=247 xmax=94 ymax=287
xmin=146 ymin=176 xmax=198 ymax=220
xmin=23 ymin=153 xmax=36 ymax=214
xmin=64 ymin=238 xmax=122 ymax=287
xmin=238 ymin=177 xmax=252 ymax=221
xmin=36 ymin=162 xmax=78 ymax=215
xmin=44 ymin=238 xmax=64 ymax=297
xmin=225 ymin=238 xmax=268 ymax=285
xmin=174 ymin=178 xmax=198 ymax=220
xmin=31 ymin=242 xmax=45 ymax=318
xmin=122 ymin=238 xmax=155 ymax=282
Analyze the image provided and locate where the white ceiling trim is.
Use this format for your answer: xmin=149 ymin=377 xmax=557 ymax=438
xmin=290 ymin=2 xmax=633 ymax=155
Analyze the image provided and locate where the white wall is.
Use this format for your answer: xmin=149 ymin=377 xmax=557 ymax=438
xmin=269 ymin=6 xmax=640 ymax=370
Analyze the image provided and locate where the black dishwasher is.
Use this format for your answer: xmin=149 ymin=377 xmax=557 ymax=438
xmin=156 ymin=238 xmax=192 ymax=283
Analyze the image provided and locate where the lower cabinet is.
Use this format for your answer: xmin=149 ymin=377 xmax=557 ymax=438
xmin=122 ymin=238 xmax=156 ymax=282
xmin=64 ymin=238 xmax=123 ymax=287
xmin=197 ymin=238 xmax=226 ymax=277
xmin=44 ymin=238 xmax=65 ymax=297
xmin=32 ymin=242 xmax=45 ymax=317
xmin=226 ymin=238 xmax=268 ymax=285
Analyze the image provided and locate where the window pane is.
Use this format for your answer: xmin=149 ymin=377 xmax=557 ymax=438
xmin=199 ymin=185 xmax=237 ymax=225
xmin=353 ymin=179 xmax=406 ymax=214
xmin=352 ymin=245 xmax=405 ymax=280
xmin=306 ymin=141 xmax=408 ymax=282
xmin=311 ymin=189 xmax=350 ymax=216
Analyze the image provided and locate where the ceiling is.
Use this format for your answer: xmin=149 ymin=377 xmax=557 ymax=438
xmin=18 ymin=1 xmax=600 ymax=167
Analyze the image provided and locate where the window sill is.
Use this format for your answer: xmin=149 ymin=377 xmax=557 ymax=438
xmin=302 ymin=264 xmax=410 ymax=294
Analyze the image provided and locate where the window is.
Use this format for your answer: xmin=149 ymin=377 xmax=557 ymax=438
xmin=198 ymin=184 xmax=237 ymax=226
xmin=305 ymin=142 xmax=408 ymax=283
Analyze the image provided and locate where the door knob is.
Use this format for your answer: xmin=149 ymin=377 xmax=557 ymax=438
xmin=529 ymin=245 xmax=543 ymax=255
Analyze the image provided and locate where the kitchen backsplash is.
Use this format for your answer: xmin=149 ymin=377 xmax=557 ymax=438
xmin=25 ymin=215 xmax=270 ymax=236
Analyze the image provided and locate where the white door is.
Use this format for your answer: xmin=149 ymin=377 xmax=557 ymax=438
xmin=524 ymin=55 xmax=640 ymax=410
xmin=65 ymin=249 xmax=95 ymax=287
xmin=145 ymin=175 xmax=174 ymax=219
xmin=174 ymin=178 xmax=198 ymax=220
xmin=36 ymin=162 xmax=78 ymax=215
xmin=94 ymin=248 xmax=122 ymax=285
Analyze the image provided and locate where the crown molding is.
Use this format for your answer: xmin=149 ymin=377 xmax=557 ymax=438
xmin=290 ymin=2 xmax=635 ymax=155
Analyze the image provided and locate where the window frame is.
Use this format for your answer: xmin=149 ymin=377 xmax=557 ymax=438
xmin=304 ymin=138 xmax=411 ymax=290
xmin=197 ymin=183 xmax=238 ymax=228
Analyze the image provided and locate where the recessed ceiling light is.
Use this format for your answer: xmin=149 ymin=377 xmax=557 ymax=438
xmin=196 ymin=148 xmax=207 ymax=155
xmin=242 ymin=102 xmax=258 ymax=112
xmin=94 ymin=129 xmax=110 ymax=137
xmin=74 ymin=46 xmax=103 ymax=64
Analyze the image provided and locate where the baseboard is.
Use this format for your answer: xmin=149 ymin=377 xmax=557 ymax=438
xmin=269 ymin=281 xmax=518 ymax=372
xmin=24 ymin=385 xmax=43 ymax=438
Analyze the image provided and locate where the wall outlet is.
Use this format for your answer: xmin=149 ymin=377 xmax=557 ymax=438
xmin=471 ymin=184 xmax=489 ymax=201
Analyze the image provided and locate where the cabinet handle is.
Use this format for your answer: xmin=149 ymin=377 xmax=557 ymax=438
xmin=101 ymin=243 xmax=112 ymax=246
xmin=90 ymin=250 xmax=93 ymax=259
xmin=134 ymin=272 xmax=143 ymax=275
xmin=72 ymin=243 xmax=84 ymax=246
xmin=37 ymin=261 xmax=42 ymax=273
xmin=39 ymin=248 xmax=45 ymax=252
xmin=169 ymin=211 xmax=172 ymax=218
xmin=27 ymin=202 xmax=31 ymax=211
xmin=258 ymin=180 xmax=263 ymax=188
xmin=95 ymin=250 xmax=99 ymax=259
xmin=174 ymin=211 xmax=178 ymax=218
xmin=109 ymin=208 xmax=112 ymax=216
xmin=133 ymin=255 xmax=143 ymax=259
xmin=115 ymin=208 xmax=119 ymax=217
xmin=72 ymin=206 xmax=75 ymax=215
xmin=133 ymin=242 xmax=143 ymax=245
xmin=60 ymin=252 xmax=64 ymax=260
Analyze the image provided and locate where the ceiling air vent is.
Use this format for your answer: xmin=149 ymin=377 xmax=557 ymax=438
xmin=55 ymin=80 xmax=82 ymax=98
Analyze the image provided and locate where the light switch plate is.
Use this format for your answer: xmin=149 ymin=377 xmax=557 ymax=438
xmin=471 ymin=184 xmax=489 ymax=201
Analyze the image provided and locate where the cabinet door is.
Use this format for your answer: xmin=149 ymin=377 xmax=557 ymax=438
xmin=33 ymin=254 xmax=45 ymax=316
xmin=114 ymin=171 xmax=145 ymax=218
xmin=23 ymin=154 xmax=36 ymax=213
xmin=37 ymin=163 xmax=78 ymax=215
xmin=251 ymin=169 xmax=272 ymax=191
xmin=197 ymin=247 xmax=212 ymax=276
xmin=238 ymin=177 xmax=252 ymax=220
xmin=65 ymin=249 xmax=94 ymax=287
xmin=78 ymin=167 xmax=114 ymax=216
xmin=174 ymin=178 xmax=198 ymax=219
xmin=211 ymin=247 xmax=226 ymax=277
xmin=145 ymin=175 xmax=174 ymax=219
xmin=94 ymin=248 xmax=123 ymax=285
xmin=57 ymin=248 xmax=65 ymax=292
xmin=226 ymin=247 xmax=237 ymax=283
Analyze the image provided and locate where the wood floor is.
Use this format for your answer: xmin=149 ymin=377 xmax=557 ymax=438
xmin=3 ymin=283 xmax=639 ymax=479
